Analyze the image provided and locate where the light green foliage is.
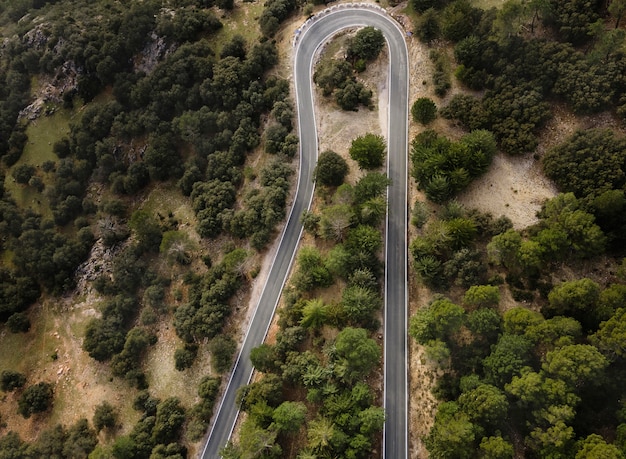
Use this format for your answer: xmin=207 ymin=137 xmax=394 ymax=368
xmin=425 ymin=402 xmax=477 ymax=459
xmin=292 ymin=246 xmax=333 ymax=292
xmin=459 ymin=384 xmax=508 ymax=427
xmin=542 ymin=344 xmax=608 ymax=389
xmin=300 ymin=299 xmax=328 ymax=330
xmin=503 ymin=307 xmax=543 ymax=335
xmin=272 ymin=401 xmax=307 ymax=434
xmin=463 ymin=285 xmax=500 ymax=309
xmin=591 ymin=308 xmax=626 ymax=360
xmin=479 ymin=436 xmax=514 ymax=459
xmin=409 ymin=298 xmax=464 ymax=344
xmin=545 ymin=278 xmax=601 ymax=331
xmin=576 ymin=434 xmax=624 ymax=459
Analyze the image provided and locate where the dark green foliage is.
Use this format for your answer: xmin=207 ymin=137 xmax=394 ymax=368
xmin=547 ymin=0 xmax=602 ymax=44
xmin=18 ymin=382 xmax=53 ymax=418
xmin=0 ymin=268 xmax=40 ymax=321
xmin=314 ymin=60 xmax=354 ymax=97
xmin=349 ymin=133 xmax=386 ymax=170
xmin=174 ymin=343 xmax=198 ymax=371
xmin=334 ymin=80 xmax=373 ymax=111
xmin=29 ymin=419 xmax=97 ymax=458
xmin=156 ymin=7 xmax=222 ymax=43
xmin=440 ymin=0 xmax=483 ymax=42
xmin=543 ymin=129 xmax=626 ymax=199
xmin=191 ymin=180 xmax=236 ymax=238
xmin=416 ymin=8 xmax=440 ymax=42
xmin=6 ymin=312 xmax=30 ymax=333
xmin=410 ymin=297 xmax=464 ymax=345
xmin=412 ymin=97 xmax=437 ymax=125
xmin=11 ymin=164 xmax=35 ymax=184
xmin=314 ymin=150 xmax=349 ymax=186
xmin=483 ymin=334 xmax=533 ymax=387
xmin=313 ymin=59 xmax=373 ymax=111
xmin=347 ymin=27 xmax=385 ymax=62
xmin=258 ymin=0 xmax=297 ymax=37
xmin=0 ymin=370 xmax=26 ymax=392
xmin=152 ymin=398 xmax=186 ymax=445
xmin=173 ymin=253 xmax=242 ymax=343
xmin=411 ymin=129 xmax=496 ymax=203
xmin=93 ymin=401 xmax=117 ymax=432
xmin=334 ymin=327 xmax=380 ymax=383
xmin=209 ymin=335 xmax=236 ymax=373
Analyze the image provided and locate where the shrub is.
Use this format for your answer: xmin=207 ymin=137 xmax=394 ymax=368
xmin=412 ymin=97 xmax=437 ymax=125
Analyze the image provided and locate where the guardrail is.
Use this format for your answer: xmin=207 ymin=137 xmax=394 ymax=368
xmin=293 ymin=2 xmax=391 ymax=47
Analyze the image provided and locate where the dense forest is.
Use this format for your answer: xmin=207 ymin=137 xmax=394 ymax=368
xmin=409 ymin=0 xmax=626 ymax=457
xmin=0 ymin=0 xmax=303 ymax=456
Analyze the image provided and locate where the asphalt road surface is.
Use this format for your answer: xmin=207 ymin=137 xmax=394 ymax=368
xmin=201 ymin=6 xmax=409 ymax=458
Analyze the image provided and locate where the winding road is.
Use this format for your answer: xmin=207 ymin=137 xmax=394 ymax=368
xmin=201 ymin=5 xmax=409 ymax=458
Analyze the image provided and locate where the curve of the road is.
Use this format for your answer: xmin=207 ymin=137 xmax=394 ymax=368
xmin=201 ymin=6 xmax=409 ymax=458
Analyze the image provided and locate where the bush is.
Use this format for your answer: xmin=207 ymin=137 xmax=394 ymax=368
xmin=6 ymin=312 xmax=30 ymax=333
xmin=210 ymin=335 xmax=237 ymax=373
xmin=350 ymin=133 xmax=386 ymax=169
xmin=93 ymin=401 xmax=117 ymax=432
xmin=314 ymin=150 xmax=349 ymax=186
xmin=18 ymin=382 xmax=54 ymax=418
xmin=412 ymin=98 xmax=437 ymax=125
xmin=0 ymin=370 xmax=26 ymax=392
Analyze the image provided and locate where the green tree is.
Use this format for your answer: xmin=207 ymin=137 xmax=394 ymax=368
xmin=591 ymin=308 xmax=626 ymax=360
xmin=545 ymin=278 xmax=601 ymax=331
xmin=210 ymin=335 xmax=236 ymax=373
xmin=463 ymin=285 xmax=500 ymax=309
xmin=347 ymin=27 xmax=385 ymax=61
xmin=93 ymin=401 xmax=117 ymax=432
xmin=307 ymin=417 xmax=336 ymax=453
xmin=300 ymin=298 xmax=328 ymax=330
xmin=542 ymin=344 xmax=608 ymax=389
xmin=609 ymin=0 xmax=626 ymax=28
xmin=479 ymin=436 xmax=514 ymax=459
xmin=409 ymin=298 xmax=465 ymax=344
xmin=12 ymin=164 xmax=35 ymax=185
xmin=349 ymin=133 xmax=386 ymax=169
xmin=0 ymin=370 xmax=26 ymax=392
xmin=425 ymin=402 xmax=477 ymax=459
xmin=314 ymin=150 xmax=349 ymax=186
xmin=272 ymin=401 xmax=307 ymax=434
xmin=18 ymin=382 xmax=53 ymax=418
xmin=152 ymin=398 xmax=186 ymax=445
xmin=576 ymin=434 xmax=623 ymax=459
xmin=341 ymin=285 xmax=381 ymax=326
xmin=334 ymin=327 xmax=381 ymax=383
xmin=543 ymin=129 xmax=626 ymax=198
xmin=483 ymin=334 xmax=533 ymax=387
xmin=412 ymin=97 xmax=437 ymax=124
xmin=459 ymin=384 xmax=508 ymax=428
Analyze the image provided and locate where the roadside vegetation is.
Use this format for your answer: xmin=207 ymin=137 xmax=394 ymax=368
xmin=408 ymin=0 xmax=626 ymax=456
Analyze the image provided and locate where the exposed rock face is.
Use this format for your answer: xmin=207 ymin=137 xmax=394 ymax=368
xmin=135 ymin=31 xmax=173 ymax=75
xmin=18 ymin=23 xmax=80 ymax=121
